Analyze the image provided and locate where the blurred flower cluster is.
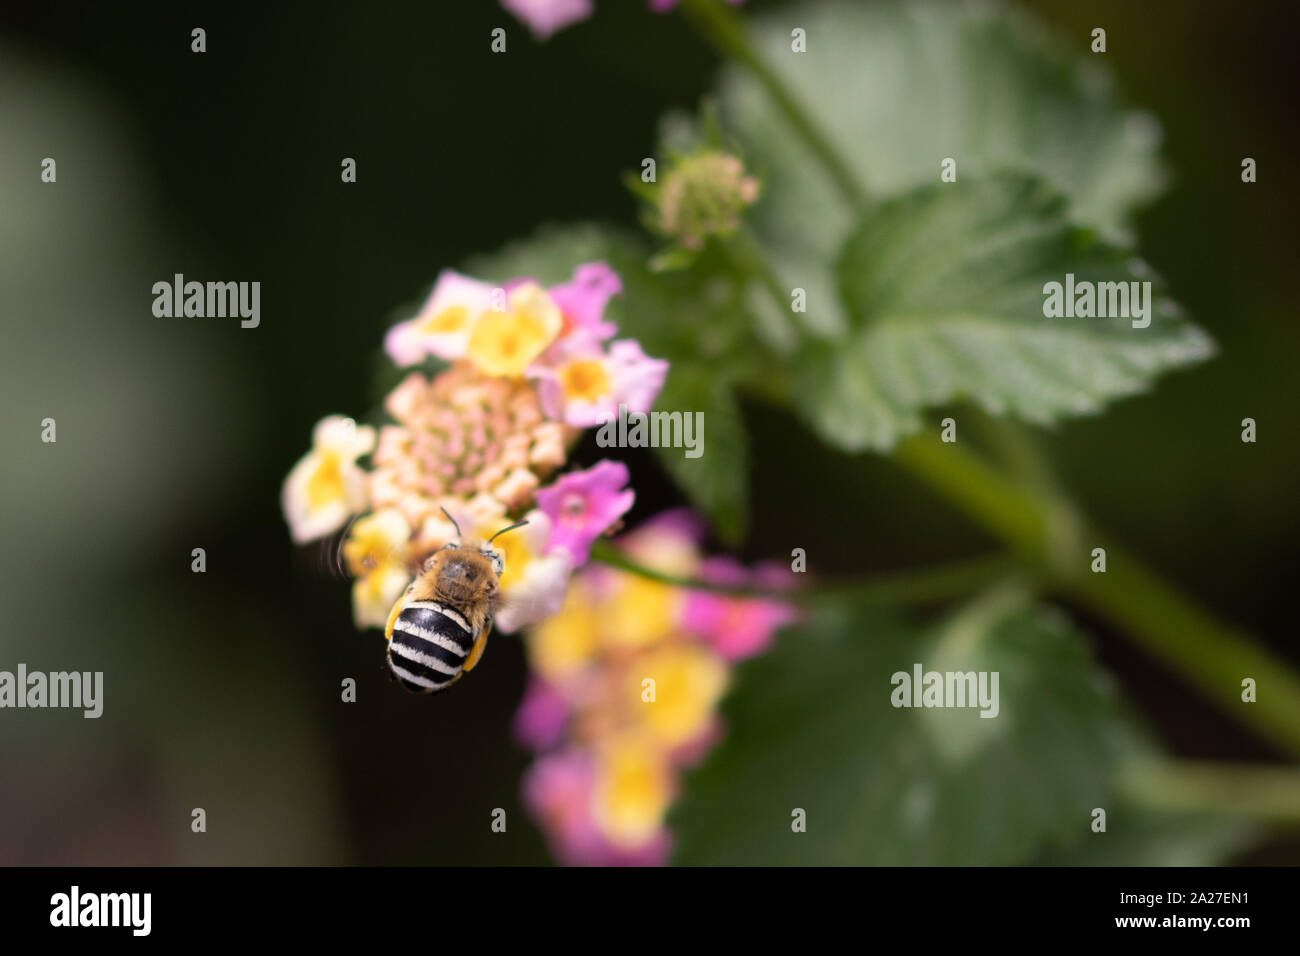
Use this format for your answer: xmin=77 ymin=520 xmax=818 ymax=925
xmin=514 ymin=510 xmax=796 ymax=864
xmin=282 ymin=262 xmax=667 ymax=631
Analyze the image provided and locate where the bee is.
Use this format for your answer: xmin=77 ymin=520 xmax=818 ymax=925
xmin=382 ymin=509 xmax=528 ymax=695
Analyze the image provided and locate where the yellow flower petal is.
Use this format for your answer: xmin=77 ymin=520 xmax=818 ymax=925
xmin=603 ymin=576 xmax=678 ymax=650
xmin=592 ymin=737 xmax=672 ymax=848
xmin=342 ymin=508 xmax=411 ymax=576
xmin=305 ymin=452 xmax=345 ymax=509
xmin=528 ymin=585 xmax=600 ymax=680
xmin=635 ymin=644 xmax=728 ymax=748
xmin=282 ymin=437 xmax=370 ymax=544
xmin=465 ymin=283 xmax=561 ymax=377
xmin=352 ymin=563 xmax=412 ymax=630
xmin=419 ymin=304 xmax=473 ymax=335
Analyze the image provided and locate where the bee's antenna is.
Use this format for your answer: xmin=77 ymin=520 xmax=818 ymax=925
xmin=440 ymin=506 xmax=463 ymax=539
xmin=488 ymin=519 xmax=529 ymax=544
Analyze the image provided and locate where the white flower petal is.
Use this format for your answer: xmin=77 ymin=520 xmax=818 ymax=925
xmin=282 ymin=417 xmax=375 ymax=543
xmin=496 ymin=551 xmax=571 ymax=633
xmin=312 ymin=415 xmax=375 ymax=458
xmin=384 ymin=271 xmax=496 ymax=365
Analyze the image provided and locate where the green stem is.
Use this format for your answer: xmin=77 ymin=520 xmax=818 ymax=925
xmin=589 ymin=537 xmax=1017 ymax=606
xmin=678 ymin=0 xmax=867 ymax=208
xmin=724 ymin=227 xmax=816 ymax=351
xmin=895 ymin=434 xmax=1300 ymax=757
xmin=1120 ymin=759 xmax=1300 ymax=824
xmin=728 ymin=228 xmax=793 ymax=320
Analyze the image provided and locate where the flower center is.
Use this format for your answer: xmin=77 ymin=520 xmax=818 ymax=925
xmin=306 ymin=453 xmax=344 ymax=508
xmin=420 ymin=305 xmax=471 ymax=334
xmin=561 ymin=493 xmax=588 ymax=523
xmin=466 ymin=296 xmax=560 ymax=377
xmin=560 ymin=359 xmax=610 ymax=402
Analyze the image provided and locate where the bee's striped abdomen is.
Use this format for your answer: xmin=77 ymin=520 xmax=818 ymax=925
xmin=387 ymin=601 xmax=477 ymax=694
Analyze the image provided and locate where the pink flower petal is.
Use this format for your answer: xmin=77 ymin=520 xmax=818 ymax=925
xmin=536 ymin=460 xmax=635 ymax=564
xmin=501 ymin=0 xmax=594 ymax=40
xmin=549 ymin=262 xmax=622 ymax=340
xmin=513 ymin=677 xmax=570 ymax=751
xmin=682 ymin=557 xmax=798 ymax=661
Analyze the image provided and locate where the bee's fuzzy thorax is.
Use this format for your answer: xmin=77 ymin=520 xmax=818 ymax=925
xmin=410 ymin=544 xmax=499 ymax=635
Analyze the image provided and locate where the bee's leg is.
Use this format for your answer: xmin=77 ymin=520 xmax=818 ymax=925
xmin=383 ymin=594 xmax=406 ymax=643
xmin=461 ymin=623 xmax=491 ymax=673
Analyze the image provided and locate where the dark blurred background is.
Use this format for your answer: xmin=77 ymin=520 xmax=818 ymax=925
xmin=0 ymin=0 xmax=1296 ymax=864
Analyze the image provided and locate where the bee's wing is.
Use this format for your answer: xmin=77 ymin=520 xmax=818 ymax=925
xmin=496 ymin=580 xmax=569 ymax=633
xmin=298 ymin=516 xmax=360 ymax=582
xmin=328 ymin=515 xmax=439 ymax=576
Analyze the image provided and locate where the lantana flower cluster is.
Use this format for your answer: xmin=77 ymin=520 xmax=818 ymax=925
xmin=514 ymin=510 xmax=797 ymax=865
xmin=282 ymin=262 xmax=668 ymax=633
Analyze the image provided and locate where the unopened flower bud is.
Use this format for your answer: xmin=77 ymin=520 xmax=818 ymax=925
xmin=654 ymin=151 xmax=760 ymax=250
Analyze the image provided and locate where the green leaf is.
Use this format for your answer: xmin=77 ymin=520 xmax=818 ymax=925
xmin=700 ymin=0 xmax=1205 ymax=449
xmin=794 ymin=174 xmax=1214 ymax=451
xmin=721 ymin=0 xmax=1166 ymax=252
xmin=1033 ymin=809 xmax=1255 ymax=867
xmin=466 ymin=225 xmax=755 ymax=541
xmin=670 ymin=589 xmax=1238 ymax=865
